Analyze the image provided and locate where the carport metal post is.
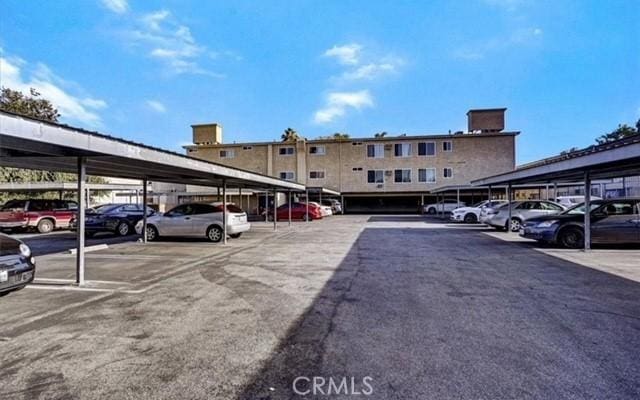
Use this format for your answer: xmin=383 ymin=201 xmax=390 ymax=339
xmin=456 ymin=188 xmax=460 ymax=206
xmin=319 ymin=190 xmax=322 ymax=208
xmin=288 ymin=190 xmax=292 ymax=227
xmin=76 ymin=157 xmax=86 ymax=286
xmin=264 ymin=192 xmax=269 ymax=222
xmin=222 ymin=179 xmax=227 ymax=245
xmin=239 ymin=187 xmax=242 ymax=210
xmin=488 ymin=185 xmax=492 ymax=201
xmin=305 ymin=189 xmax=309 ymax=222
xmin=272 ymin=188 xmax=277 ymax=231
xmin=142 ymin=178 xmax=148 ymax=243
xmin=584 ymin=171 xmax=591 ymax=251
xmin=507 ymin=183 xmax=513 ymax=232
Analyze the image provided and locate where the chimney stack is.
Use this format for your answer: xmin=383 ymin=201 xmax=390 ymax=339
xmin=192 ymin=123 xmax=223 ymax=145
xmin=467 ymin=108 xmax=506 ymax=133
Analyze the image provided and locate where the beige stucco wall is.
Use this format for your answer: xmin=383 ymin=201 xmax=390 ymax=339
xmin=184 ymin=134 xmax=516 ymax=193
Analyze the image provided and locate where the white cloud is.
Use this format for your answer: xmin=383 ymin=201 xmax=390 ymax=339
xmin=145 ymin=100 xmax=166 ymax=113
xmin=313 ymin=90 xmax=374 ymax=124
xmin=323 ymin=43 xmax=405 ymax=82
xmin=340 ymin=59 xmax=404 ymax=81
xmin=0 ymin=53 xmax=106 ymax=126
xmin=323 ymin=44 xmax=362 ymax=65
xmin=113 ymin=9 xmax=227 ymax=77
xmin=101 ymin=0 xmax=129 ymax=14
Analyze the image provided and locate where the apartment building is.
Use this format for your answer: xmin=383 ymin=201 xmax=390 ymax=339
xmin=184 ymin=109 xmax=518 ymax=212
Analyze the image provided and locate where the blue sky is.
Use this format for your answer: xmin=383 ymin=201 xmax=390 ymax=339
xmin=1 ymin=0 xmax=638 ymax=164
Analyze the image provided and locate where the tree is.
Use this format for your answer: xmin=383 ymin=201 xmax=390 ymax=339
xmin=0 ymin=87 xmax=60 ymax=121
xmin=0 ymin=87 xmax=105 ymax=203
xmin=281 ymin=127 xmax=301 ymax=142
xmin=595 ymin=119 xmax=639 ymax=145
xmin=316 ymin=132 xmax=350 ymax=140
xmin=374 ymin=131 xmax=387 ymax=138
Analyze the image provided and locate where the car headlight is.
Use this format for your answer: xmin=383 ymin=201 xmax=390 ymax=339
xmin=19 ymin=243 xmax=31 ymax=257
xmin=536 ymin=220 xmax=558 ymax=228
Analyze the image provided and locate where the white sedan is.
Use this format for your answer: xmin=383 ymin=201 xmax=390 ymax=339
xmin=422 ymin=199 xmax=466 ymax=214
xmin=135 ymin=202 xmax=250 ymax=242
xmin=450 ymin=200 xmax=508 ymax=223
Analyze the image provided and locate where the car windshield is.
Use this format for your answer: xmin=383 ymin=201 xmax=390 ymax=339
xmin=471 ymin=201 xmax=486 ymax=208
xmin=562 ymin=202 xmax=602 ymax=215
xmin=0 ymin=200 xmax=27 ymax=211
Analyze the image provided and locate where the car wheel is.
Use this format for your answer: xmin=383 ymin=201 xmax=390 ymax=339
xmin=207 ymin=225 xmax=224 ymax=243
xmin=463 ymin=213 xmax=477 ymax=223
xmin=145 ymin=225 xmax=159 ymax=242
xmin=37 ymin=219 xmax=54 ymax=234
xmin=509 ymin=218 xmax=522 ymax=232
xmin=302 ymin=214 xmax=310 ymax=221
xmin=116 ymin=221 xmax=130 ymax=236
xmin=230 ymin=233 xmax=242 ymax=239
xmin=559 ymin=227 xmax=584 ymax=249
xmin=427 ymin=207 xmax=436 ymax=215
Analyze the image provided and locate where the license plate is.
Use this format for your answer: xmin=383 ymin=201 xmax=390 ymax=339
xmin=519 ymin=228 xmax=525 ymax=235
xmin=0 ymin=270 xmax=7 ymax=282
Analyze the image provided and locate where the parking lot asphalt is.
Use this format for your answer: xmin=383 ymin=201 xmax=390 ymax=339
xmin=1 ymin=216 xmax=639 ymax=399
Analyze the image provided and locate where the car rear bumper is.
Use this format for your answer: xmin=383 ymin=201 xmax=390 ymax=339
xmin=227 ymin=222 xmax=251 ymax=234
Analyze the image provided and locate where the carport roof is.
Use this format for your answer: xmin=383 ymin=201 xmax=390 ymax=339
xmin=471 ymin=134 xmax=640 ymax=186
xmin=0 ymin=111 xmax=306 ymax=191
xmin=430 ymin=182 xmax=591 ymax=193
xmin=306 ymin=186 xmax=341 ymax=196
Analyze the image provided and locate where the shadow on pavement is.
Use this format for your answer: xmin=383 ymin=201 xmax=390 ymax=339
xmin=237 ymin=227 xmax=640 ymax=399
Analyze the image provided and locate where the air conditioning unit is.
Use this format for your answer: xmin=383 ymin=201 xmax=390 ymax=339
xmin=384 ymin=170 xmax=393 ymax=176
xmin=376 ymin=184 xmax=384 ymax=189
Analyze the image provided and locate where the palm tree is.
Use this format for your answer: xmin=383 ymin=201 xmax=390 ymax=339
xmin=374 ymin=131 xmax=387 ymax=138
xmin=281 ymin=127 xmax=300 ymax=142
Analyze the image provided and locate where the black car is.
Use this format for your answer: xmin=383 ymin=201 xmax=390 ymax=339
xmin=0 ymin=233 xmax=36 ymax=297
xmin=70 ymin=203 xmax=155 ymax=237
xmin=520 ymin=198 xmax=640 ymax=248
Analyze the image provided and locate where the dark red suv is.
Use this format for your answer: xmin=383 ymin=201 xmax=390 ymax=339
xmin=0 ymin=199 xmax=78 ymax=233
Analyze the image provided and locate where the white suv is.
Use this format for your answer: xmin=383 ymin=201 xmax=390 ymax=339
xmin=135 ymin=202 xmax=250 ymax=242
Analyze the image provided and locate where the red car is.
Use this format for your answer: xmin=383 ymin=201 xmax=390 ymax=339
xmin=0 ymin=199 xmax=78 ymax=233
xmin=269 ymin=202 xmax=323 ymax=221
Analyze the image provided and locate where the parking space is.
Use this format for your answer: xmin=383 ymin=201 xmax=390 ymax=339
xmin=1 ymin=215 xmax=639 ymax=399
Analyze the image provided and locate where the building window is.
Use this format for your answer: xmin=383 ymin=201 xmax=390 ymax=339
xmin=367 ymin=144 xmax=384 ymax=158
xmin=394 ymin=169 xmax=412 ymax=183
xmin=418 ymin=142 xmax=436 ymax=156
xmin=352 ymin=142 xmax=363 ymax=146
xmin=279 ymin=147 xmax=295 ymax=155
xmin=367 ymin=170 xmax=384 ymax=184
xmin=418 ymin=168 xmax=436 ymax=183
xmin=279 ymin=171 xmax=295 ymax=180
xmin=242 ymin=146 xmax=253 ymax=150
xmin=352 ymin=167 xmax=363 ymax=171
xmin=443 ymin=168 xmax=453 ymax=178
xmin=309 ymin=171 xmax=325 ymax=179
xmin=394 ymin=143 xmax=412 ymax=157
xmin=442 ymin=141 xmax=453 ymax=152
xmin=220 ymin=150 xmax=235 ymax=158
xmin=309 ymin=145 xmax=325 ymax=155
